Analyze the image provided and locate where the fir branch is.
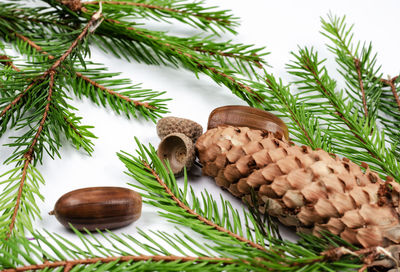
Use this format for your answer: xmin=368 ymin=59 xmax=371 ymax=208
xmin=82 ymin=0 xmax=237 ymax=34
xmin=2 ymin=255 xmax=235 ymax=272
xmin=288 ymin=47 xmax=400 ymax=180
xmin=7 ymin=72 xmax=54 ymax=238
xmin=0 ymin=81 xmax=35 ymax=119
xmin=0 ymin=55 xmax=20 ymax=72
xmin=89 ymin=15 xmax=264 ymax=105
xmin=262 ymin=74 xmax=320 ymax=148
xmin=8 ymin=31 xmax=166 ymax=121
xmin=320 ymin=14 xmax=382 ymax=121
xmin=142 ymin=161 xmax=267 ymax=252
xmin=353 ymin=58 xmax=367 ymax=117
xmin=13 ymin=33 xmax=55 ymax=60
xmin=379 ymin=76 xmax=400 ymax=159
xmin=381 ymin=76 xmax=400 ymax=111
xmin=1 ymin=10 xmax=103 ymax=238
xmin=191 ymin=45 xmax=264 ymax=69
xmin=75 ymin=71 xmax=155 ymax=110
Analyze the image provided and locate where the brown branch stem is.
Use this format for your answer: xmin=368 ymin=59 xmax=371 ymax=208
xmin=6 ymin=13 xmax=101 ymax=237
xmin=75 ymin=72 xmax=155 ymax=109
xmin=63 ymin=114 xmax=84 ymax=139
xmin=0 ymin=81 xmax=35 ymax=119
xmin=192 ymin=47 xmax=263 ymax=68
xmin=302 ymin=58 xmax=377 ymax=158
xmin=354 ymin=58 xmax=368 ymax=117
xmin=83 ymin=1 xmax=230 ymax=24
xmin=14 ymin=33 xmax=55 ymax=60
xmin=142 ymin=161 xmax=267 ymax=252
xmin=265 ymin=78 xmax=314 ymax=145
xmin=98 ymin=16 xmax=263 ymax=103
xmin=6 ymin=72 xmax=54 ymax=238
xmin=45 ymin=13 xmax=100 ymax=74
xmin=0 ymin=55 xmax=21 ymax=72
xmin=2 ymin=255 xmax=235 ymax=272
xmin=381 ymin=77 xmax=400 ymax=112
xmin=329 ymin=26 xmax=369 ymax=117
xmin=12 ymin=32 xmax=155 ymax=110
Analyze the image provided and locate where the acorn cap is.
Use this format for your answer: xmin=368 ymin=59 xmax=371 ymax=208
xmin=156 ymin=117 xmax=203 ymax=143
xmin=157 ymin=133 xmax=195 ymax=176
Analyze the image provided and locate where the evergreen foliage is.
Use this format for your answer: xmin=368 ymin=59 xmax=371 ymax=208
xmin=0 ymin=0 xmax=399 ymax=271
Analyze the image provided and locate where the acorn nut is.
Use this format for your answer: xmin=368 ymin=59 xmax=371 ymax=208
xmin=50 ymin=187 xmax=142 ymax=231
xmin=157 ymin=117 xmax=203 ymax=143
xmin=157 ymin=132 xmax=195 ymax=176
xmin=208 ymin=105 xmax=289 ymax=139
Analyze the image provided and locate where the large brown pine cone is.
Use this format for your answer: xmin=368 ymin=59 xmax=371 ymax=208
xmin=196 ymin=125 xmax=400 ymax=248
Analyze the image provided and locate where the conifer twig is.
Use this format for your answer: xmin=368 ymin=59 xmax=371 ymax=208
xmin=354 ymin=58 xmax=368 ymax=117
xmin=7 ymin=72 xmax=54 ymax=238
xmin=11 ymin=32 xmax=156 ymax=110
xmin=0 ymin=81 xmax=35 ymax=119
xmin=301 ymin=55 xmax=376 ymax=155
xmin=0 ymin=53 xmax=89 ymax=143
xmin=2 ymin=255 xmax=234 ymax=272
xmin=74 ymin=72 xmax=155 ymax=109
xmin=6 ymin=10 xmax=102 ymax=237
xmin=142 ymin=161 xmax=267 ymax=252
xmin=14 ymin=32 xmax=55 ymax=60
xmin=83 ymin=1 xmax=231 ymax=24
xmin=381 ymin=76 xmax=400 ymax=111
xmin=192 ymin=47 xmax=263 ymax=68
xmin=92 ymin=15 xmax=263 ymax=103
xmin=0 ymin=55 xmax=21 ymax=71
xmin=265 ymin=77 xmax=315 ymax=146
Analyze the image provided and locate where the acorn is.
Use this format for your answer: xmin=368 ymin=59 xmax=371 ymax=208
xmin=50 ymin=187 xmax=142 ymax=231
xmin=156 ymin=117 xmax=203 ymax=143
xmin=157 ymin=133 xmax=195 ymax=176
xmin=208 ymin=105 xmax=289 ymax=139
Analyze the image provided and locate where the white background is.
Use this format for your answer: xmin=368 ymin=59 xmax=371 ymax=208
xmin=1 ymin=0 xmax=400 ymax=253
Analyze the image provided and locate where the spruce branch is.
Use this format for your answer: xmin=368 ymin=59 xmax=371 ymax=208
xmin=320 ymin=14 xmax=382 ymax=121
xmin=82 ymin=0 xmax=237 ymax=34
xmin=1 ymin=10 xmax=103 ymax=238
xmin=119 ymin=141 xmax=269 ymax=252
xmin=0 ymin=81 xmax=35 ymax=120
xmin=0 ymin=55 xmax=20 ymax=72
xmin=381 ymin=76 xmax=400 ymax=111
xmin=118 ymin=140 xmax=365 ymax=271
xmin=75 ymin=71 xmax=155 ymax=110
xmin=13 ymin=32 xmax=55 ymax=60
xmin=379 ymin=75 xmax=400 ymax=159
xmin=0 ymin=54 xmax=96 ymax=153
xmin=261 ymin=73 xmax=323 ymax=149
xmin=142 ymin=161 xmax=267 ymax=252
xmin=353 ymin=58 xmax=368 ymax=117
xmin=287 ymin=47 xmax=400 ymax=180
xmin=0 ymin=230 xmax=254 ymax=272
xmin=190 ymin=44 xmax=264 ymax=69
xmin=2 ymin=255 xmax=235 ymax=272
xmin=9 ymin=31 xmax=166 ymax=121
xmin=87 ymin=13 xmax=265 ymax=105
xmin=7 ymin=72 xmax=54 ymax=238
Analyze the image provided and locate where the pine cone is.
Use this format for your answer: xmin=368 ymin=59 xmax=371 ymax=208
xmin=196 ymin=125 xmax=400 ymax=248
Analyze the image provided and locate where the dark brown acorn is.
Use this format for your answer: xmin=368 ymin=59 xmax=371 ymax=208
xmin=50 ymin=187 xmax=142 ymax=231
xmin=207 ymin=105 xmax=289 ymax=139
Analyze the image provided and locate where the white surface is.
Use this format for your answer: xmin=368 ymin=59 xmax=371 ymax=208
xmin=1 ymin=0 xmax=400 ymax=253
